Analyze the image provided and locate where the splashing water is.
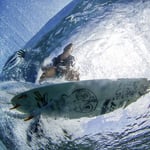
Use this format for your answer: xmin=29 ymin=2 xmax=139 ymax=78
xmin=0 ymin=0 xmax=150 ymax=149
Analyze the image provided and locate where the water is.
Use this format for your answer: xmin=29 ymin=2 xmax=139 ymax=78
xmin=0 ymin=0 xmax=71 ymax=73
xmin=0 ymin=0 xmax=150 ymax=149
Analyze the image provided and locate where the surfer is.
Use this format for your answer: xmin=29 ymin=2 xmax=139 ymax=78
xmin=39 ymin=43 xmax=80 ymax=82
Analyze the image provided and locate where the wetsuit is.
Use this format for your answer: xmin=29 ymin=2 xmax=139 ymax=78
xmin=52 ymin=55 xmax=75 ymax=77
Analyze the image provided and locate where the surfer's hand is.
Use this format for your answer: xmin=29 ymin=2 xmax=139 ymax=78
xmin=17 ymin=49 xmax=25 ymax=58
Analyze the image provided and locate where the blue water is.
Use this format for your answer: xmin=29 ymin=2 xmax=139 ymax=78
xmin=0 ymin=0 xmax=71 ymax=73
xmin=0 ymin=0 xmax=150 ymax=149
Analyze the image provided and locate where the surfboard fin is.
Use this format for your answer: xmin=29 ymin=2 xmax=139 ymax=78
xmin=10 ymin=104 xmax=21 ymax=110
xmin=24 ymin=115 xmax=34 ymax=121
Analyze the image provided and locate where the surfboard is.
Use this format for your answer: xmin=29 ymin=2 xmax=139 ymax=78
xmin=10 ymin=78 xmax=150 ymax=121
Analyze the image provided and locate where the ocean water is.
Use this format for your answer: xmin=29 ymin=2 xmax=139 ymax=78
xmin=0 ymin=0 xmax=150 ymax=149
xmin=0 ymin=0 xmax=71 ymax=73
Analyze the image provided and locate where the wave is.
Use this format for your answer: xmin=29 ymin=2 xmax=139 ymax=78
xmin=0 ymin=0 xmax=150 ymax=149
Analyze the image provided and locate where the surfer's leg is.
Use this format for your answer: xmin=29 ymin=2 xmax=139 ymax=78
xmin=65 ymin=69 xmax=80 ymax=81
xmin=39 ymin=67 xmax=56 ymax=82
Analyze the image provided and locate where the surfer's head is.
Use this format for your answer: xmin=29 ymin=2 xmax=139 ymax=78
xmin=63 ymin=43 xmax=73 ymax=53
xmin=61 ymin=43 xmax=73 ymax=60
